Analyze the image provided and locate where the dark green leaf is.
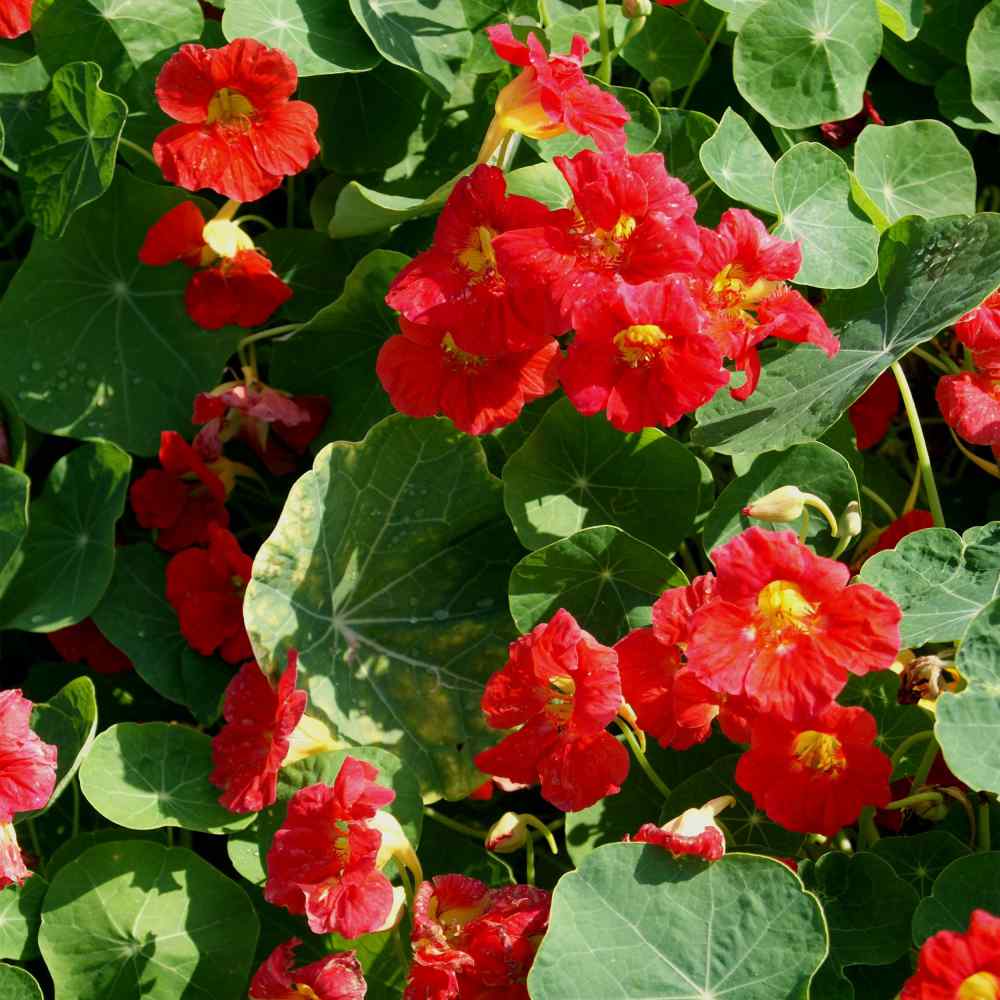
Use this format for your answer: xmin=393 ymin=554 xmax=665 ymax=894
xmin=0 ymin=877 xmax=47 ymax=961
xmin=872 ymin=830 xmax=971 ymax=898
xmin=621 ymin=6 xmax=706 ymax=89
xmin=0 ymin=466 xmax=29 ymax=603
xmin=911 ymin=851 xmax=1000 ymax=944
xmin=877 ymin=0 xmax=923 ymax=39
xmin=968 ymin=0 xmax=1000 ymax=126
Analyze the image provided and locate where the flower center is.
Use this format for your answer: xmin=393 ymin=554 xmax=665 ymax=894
xmin=441 ymin=333 xmax=486 ymax=371
xmin=494 ymin=69 xmax=567 ymax=140
xmin=793 ymin=731 xmax=845 ymax=774
xmin=593 ymin=214 xmax=637 ymax=259
xmin=206 ymin=87 xmax=255 ymax=126
xmin=756 ymin=580 xmax=816 ymax=633
xmin=547 ymin=674 xmax=576 ymax=724
xmin=456 ymin=225 xmax=498 ymax=277
xmin=292 ymin=985 xmax=321 ymax=999
xmin=613 ymin=324 xmax=667 ymax=367
xmin=712 ymin=264 xmax=780 ymax=309
xmin=959 ymin=973 xmax=1000 ymax=1000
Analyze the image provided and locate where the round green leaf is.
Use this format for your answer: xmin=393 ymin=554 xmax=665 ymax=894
xmin=244 ymin=415 xmax=519 ymax=801
xmin=328 ymin=175 xmax=457 ymax=238
xmin=937 ymin=598 xmax=1000 ymax=793
xmin=508 ymin=525 xmax=685 ymax=645
xmin=936 ymin=68 xmax=1000 ymax=135
xmin=0 ymin=172 xmax=239 ymax=455
xmin=528 ymin=845 xmax=827 ymax=1000
xmin=0 ymin=876 xmax=47 ymax=961
xmin=621 ymin=5 xmax=706 ymax=88
xmin=502 ymin=398 xmax=702 ymax=556
xmin=46 ymin=829 xmax=168 ymax=880
xmin=699 ymin=108 xmax=777 ymax=215
xmin=799 ymin=852 xmax=918 ymax=967
xmin=860 ymin=522 xmax=1000 ymax=647
xmin=228 ymin=829 xmax=266 ymax=886
xmin=734 ymin=0 xmax=881 ymax=128
xmin=80 ymin=723 xmax=253 ymax=833
xmin=704 ymin=0 xmax=765 ymax=32
xmin=773 ymin=142 xmax=879 ymax=289
xmin=878 ymin=0 xmax=923 ymax=39
xmin=0 ymin=440 xmax=129 ymax=632
xmin=504 ymin=163 xmax=572 ymax=209
xmin=269 ymin=250 xmax=409 ymax=447
xmin=663 ymin=754 xmax=805 ymax=856
xmin=0 ymin=465 xmax=29 ymax=603
xmin=0 ymin=965 xmax=42 ymax=1000
xmin=221 ymin=0 xmax=379 ymax=76
xmin=39 ymin=841 xmax=259 ymax=1000
xmin=872 ymin=830 xmax=971 ymax=899
xmin=703 ymin=442 xmax=857 ymax=557
xmin=92 ymin=543 xmax=232 ymax=725
xmin=912 ymin=852 xmax=1000 ymax=944
xmin=852 ymin=121 xmax=976 ymax=228
xmin=968 ymin=0 xmax=1000 ymax=126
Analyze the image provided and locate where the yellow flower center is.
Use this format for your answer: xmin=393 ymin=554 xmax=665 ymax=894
xmin=756 ymin=580 xmax=816 ymax=633
xmin=292 ymin=985 xmax=321 ymax=999
xmin=712 ymin=264 xmax=780 ymax=309
xmin=793 ymin=731 xmax=845 ymax=774
xmin=593 ymin=214 xmax=637 ymax=259
xmin=456 ymin=225 xmax=498 ymax=277
xmin=958 ymin=973 xmax=1000 ymax=1000
xmin=206 ymin=88 xmax=255 ymax=126
xmin=441 ymin=333 xmax=486 ymax=370
xmin=547 ymin=674 xmax=576 ymax=724
xmin=613 ymin=324 xmax=667 ymax=366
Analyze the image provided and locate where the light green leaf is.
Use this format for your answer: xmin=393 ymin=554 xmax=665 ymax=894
xmin=222 ymin=0 xmax=379 ymax=75
xmin=0 ymin=965 xmax=42 ymax=1000
xmin=968 ymin=0 xmax=1000 ymax=126
xmin=692 ymin=215 xmax=1000 ymax=454
xmin=872 ymin=830 xmax=970 ymax=898
xmin=704 ymin=0 xmax=765 ymax=32
xmin=912 ymin=852 xmax=1000 ymax=944
xmin=269 ymin=250 xmax=409 ymax=447
xmin=508 ymin=525 xmax=685 ymax=645
xmin=244 ymin=415 xmax=519 ymax=800
xmin=80 ymin=723 xmax=253 ymax=833
xmin=734 ymin=0 xmax=882 ymax=129
xmin=799 ymin=852 xmax=918 ymax=967
xmin=860 ymin=523 xmax=1000 ymax=646
xmin=0 ymin=440 xmax=129 ymax=632
xmin=47 ymin=829 xmax=168 ymax=880
xmin=0 ymin=172 xmax=239 ymax=455
xmin=936 ymin=599 xmax=1000 ymax=794
xmin=654 ymin=107 xmax=731 ymax=226
xmin=772 ymin=142 xmax=879 ymax=289
xmin=852 ymin=121 xmax=976 ymax=227
xmin=0 ymin=466 xmax=29 ymax=603
xmin=228 ymin=829 xmax=266 ymax=886
xmin=502 ymin=398 xmax=702 ymax=556
xmin=703 ymin=442 xmax=857 ymax=557
xmin=528 ymin=845 xmax=827 ymax=1000
xmin=347 ymin=0 xmax=471 ymax=97
xmin=39 ymin=841 xmax=258 ymax=1000
xmin=621 ymin=5 xmax=706 ymax=88
xmin=504 ymin=162 xmax=572 ymax=209
xmin=20 ymin=62 xmax=126 ymax=239
xmin=699 ymin=108 xmax=777 ymax=214
xmin=877 ymin=0 xmax=923 ymax=39
xmin=92 ymin=544 xmax=232 ymax=725
xmin=0 ymin=877 xmax=47 ymax=961
xmin=329 ymin=174 xmax=458 ymax=238
xmin=936 ymin=68 xmax=1000 ymax=135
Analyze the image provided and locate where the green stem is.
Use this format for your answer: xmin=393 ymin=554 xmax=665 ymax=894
xmin=525 ymin=834 xmax=536 ymax=886
xmin=237 ymin=323 xmax=302 ymax=360
xmin=538 ymin=0 xmax=552 ymax=27
xmin=890 ymin=729 xmax=934 ymax=771
xmin=891 ymin=361 xmax=946 ymax=528
xmin=677 ymin=541 xmax=699 ymax=580
xmin=860 ymin=485 xmax=898 ymax=523
xmin=686 ymin=0 xmax=703 ymax=18
xmin=798 ymin=506 xmax=810 ymax=544
xmin=857 ymin=806 xmax=879 ymax=848
xmin=72 ymin=778 xmax=80 ymax=839
xmin=690 ymin=178 xmax=715 ymax=201
xmin=911 ymin=345 xmax=960 ymax=375
xmin=911 ymin=734 xmax=940 ymax=790
xmin=424 ymin=807 xmax=488 ymax=840
xmin=609 ymin=16 xmax=646 ymax=61
xmin=165 ymin=827 xmax=175 ymax=848
xmin=119 ymin=136 xmax=157 ymax=166
xmin=885 ymin=790 xmax=943 ymax=811
xmin=235 ymin=214 xmax=275 ymax=231
xmin=392 ymin=926 xmax=409 ymax=971
xmin=978 ymin=797 xmax=992 ymax=852
xmin=596 ymin=0 xmax=612 ymax=83
xmin=618 ymin=720 xmax=671 ymax=800
xmin=677 ymin=16 xmax=725 ymax=110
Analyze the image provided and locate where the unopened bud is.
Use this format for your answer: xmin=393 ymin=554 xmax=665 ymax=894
xmin=372 ymin=810 xmax=424 ymax=885
xmin=838 ymin=500 xmax=862 ymax=542
xmin=202 ymin=218 xmax=254 ymax=259
xmin=742 ymin=485 xmax=839 ymax=537
xmin=486 ymin=812 xmax=529 ymax=853
xmin=911 ymin=795 xmax=949 ymax=822
xmin=628 ymin=795 xmax=735 ymax=862
xmin=650 ymin=77 xmax=672 ymax=105
xmin=622 ymin=0 xmax=651 ymax=18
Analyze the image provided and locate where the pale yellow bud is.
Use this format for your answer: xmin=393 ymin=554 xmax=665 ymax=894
xmin=742 ymin=485 xmax=839 ymax=537
xmin=486 ymin=812 xmax=529 ymax=853
xmin=202 ymin=219 xmax=254 ymax=259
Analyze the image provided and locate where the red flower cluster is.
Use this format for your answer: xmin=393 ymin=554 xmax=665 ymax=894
xmin=48 ymin=618 xmax=133 ymax=675
xmin=140 ymin=201 xmax=292 ymax=330
xmin=849 ymin=371 xmax=900 ymax=450
xmin=265 ymin=756 xmax=403 ymax=939
xmin=153 ymin=38 xmax=319 ymax=204
xmin=0 ymin=0 xmax=31 ymax=38
xmin=902 ymin=909 xmax=1000 ymax=1000
xmin=382 ymin=124 xmax=836 ymax=435
xmin=0 ymin=690 xmax=57 ymax=888
xmin=473 ymin=608 xmax=629 ymax=812
xmin=166 ymin=523 xmax=253 ymax=663
xmin=250 ymin=938 xmax=366 ymax=1000
xmin=405 ymin=875 xmax=550 ymax=1000
xmin=938 ymin=292 xmax=1000 ymax=456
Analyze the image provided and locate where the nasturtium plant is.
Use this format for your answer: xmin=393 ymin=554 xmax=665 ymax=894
xmin=3 ymin=0 xmax=1000 ymax=995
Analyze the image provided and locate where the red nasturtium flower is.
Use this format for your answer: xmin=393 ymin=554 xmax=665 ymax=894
xmin=153 ymin=38 xmax=319 ymax=203
xmin=376 ymin=315 xmax=561 ymax=436
xmin=210 ymin=652 xmax=307 ymax=813
xmin=627 ymin=795 xmax=735 ymax=862
xmin=48 ymin=618 xmax=133 ymax=675
xmin=165 ymin=524 xmax=253 ymax=664
xmin=956 ymin=290 xmax=1000 ymax=354
xmin=249 ymin=938 xmax=366 ymax=1000
xmin=0 ymin=690 xmax=57 ymax=888
xmin=479 ymin=26 xmax=628 ymax=161
xmin=130 ymin=430 xmax=230 ymax=552
xmin=819 ymin=91 xmax=883 ymax=148
xmin=849 ymin=370 xmax=900 ymax=450
xmin=474 ymin=608 xmax=629 ymax=812
xmin=685 ymin=528 xmax=901 ymax=719
xmin=735 ymin=704 xmax=892 ymax=836
xmin=493 ymin=149 xmax=701 ymax=327
xmin=386 ymin=164 xmax=563 ymax=355
xmin=860 ymin=510 xmax=935 ymax=565
xmin=695 ymin=208 xmax=838 ymax=400
xmin=937 ymin=371 xmax=1000 ymax=447
xmin=139 ymin=201 xmax=292 ymax=329
xmin=559 ymin=277 xmax=730 ymax=432
xmin=265 ymin=757 xmax=407 ymax=938
xmin=193 ymin=378 xmax=329 ymax=475
xmin=902 ymin=909 xmax=1000 ymax=1000
xmin=0 ymin=0 xmax=31 ymax=38
xmin=405 ymin=874 xmax=550 ymax=1000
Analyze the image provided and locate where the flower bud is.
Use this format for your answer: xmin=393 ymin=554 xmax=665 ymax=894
xmin=622 ymin=0 xmax=651 ymax=18
xmin=486 ymin=812 xmax=529 ymax=853
xmin=372 ymin=810 xmax=424 ymax=886
xmin=838 ymin=500 xmax=862 ymax=542
xmin=649 ymin=77 xmax=672 ymax=105
xmin=627 ymin=795 xmax=735 ymax=862
xmin=742 ymin=485 xmax=839 ymax=536
xmin=202 ymin=218 xmax=254 ymax=259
